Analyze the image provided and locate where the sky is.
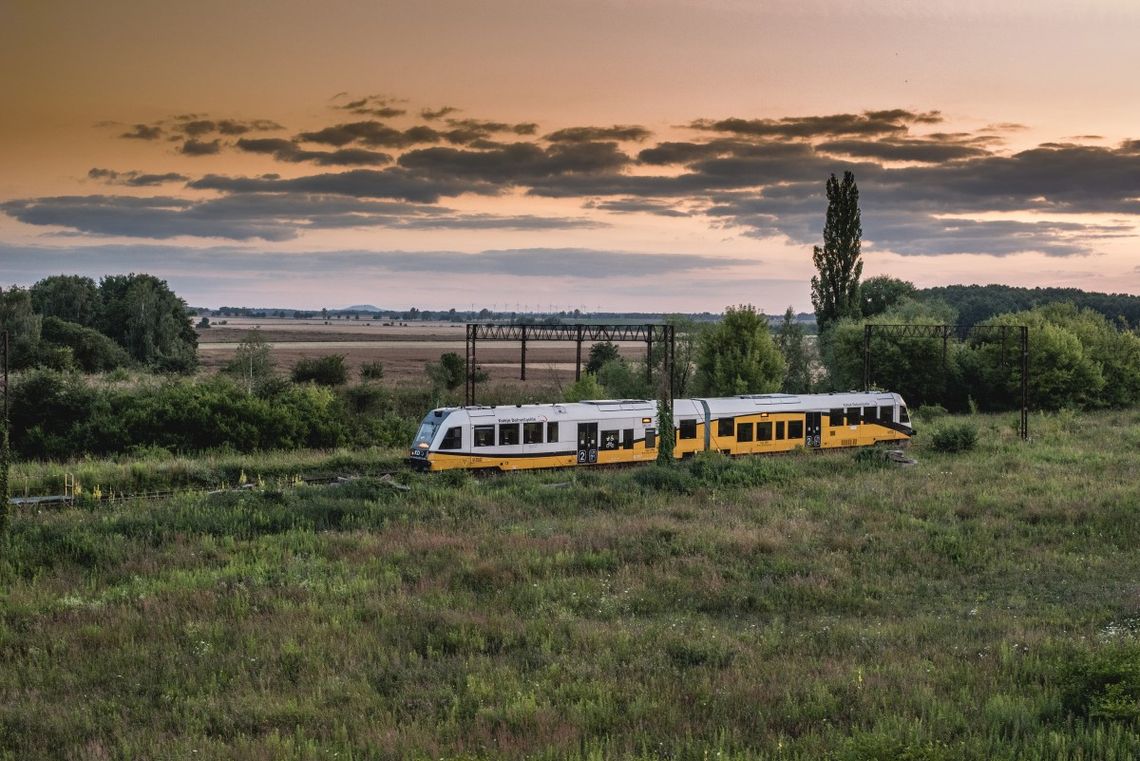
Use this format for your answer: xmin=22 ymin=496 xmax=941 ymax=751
xmin=2 ymin=0 xmax=1140 ymax=313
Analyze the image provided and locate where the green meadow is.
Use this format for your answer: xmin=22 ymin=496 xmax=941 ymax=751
xmin=2 ymin=410 xmax=1139 ymax=759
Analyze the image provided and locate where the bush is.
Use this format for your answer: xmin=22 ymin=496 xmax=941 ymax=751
xmin=914 ymin=404 xmax=949 ymax=423
xmin=291 ymin=354 xmax=348 ymax=386
xmin=359 ymin=361 xmax=384 ymax=381
xmin=929 ymin=421 xmax=978 ymax=453
xmin=41 ymin=317 xmax=132 ymax=372
xmin=1058 ymin=642 xmax=1140 ymax=723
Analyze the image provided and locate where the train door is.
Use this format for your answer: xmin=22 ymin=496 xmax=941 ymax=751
xmin=577 ymin=422 xmax=599 ymax=464
xmin=805 ymin=412 xmax=821 ymax=448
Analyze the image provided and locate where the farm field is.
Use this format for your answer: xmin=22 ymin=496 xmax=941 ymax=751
xmin=197 ymin=318 xmax=650 ymax=386
xmin=2 ymin=410 xmax=1140 ymax=759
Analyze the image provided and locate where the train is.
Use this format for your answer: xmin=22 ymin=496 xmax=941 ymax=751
xmin=408 ymin=391 xmax=913 ymax=472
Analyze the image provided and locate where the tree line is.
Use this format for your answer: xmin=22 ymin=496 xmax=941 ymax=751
xmin=1 ymin=274 xmax=198 ymax=373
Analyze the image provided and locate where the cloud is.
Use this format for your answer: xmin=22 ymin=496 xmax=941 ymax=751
xmin=0 ymin=192 xmax=600 ymax=240
xmin=545 ymin=125 xmax=652 ymax=143
xmin=121 ymin=124 xmax=163 ymax=140
xmin=235 ymin=138 xmax=392 ymax=166
xmin=441 ymin=118 xmax=541 ymax=144
xmin=586 ymin=198 xmax=690 ymax=217
xmin=0 ymin=244 xmax=751 ymax=282
xmin=190 ymin=168 xmax=494 ymax=203
xmin=689 ymin=109 xmax=941 ymax=139
xmin=88 ymin=168 xmax=189 ymax=186
xmin=336 ymin=95 xmax=407 ymax=118
xmin=814 ymin=138 xmax=991 ymax=163
xmin=296 ymin=121 xmax=442 ymax=148
xmin=421 ymin=106 xmax=460 ymax=120
xmin=398 ymin=141 xmax=632 ymax=183
xmin=180 ymin=139 xmax=221 ymax=156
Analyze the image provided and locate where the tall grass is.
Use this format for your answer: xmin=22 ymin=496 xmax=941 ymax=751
xmin=1 ymin=409 xmax=1139 ymax=759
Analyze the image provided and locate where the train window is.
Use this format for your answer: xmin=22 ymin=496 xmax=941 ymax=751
xmin=499 ymin=424 xmax=520 ymax=446
xmin=758 ymin=422 xmax=773 ymax=441
xmin=473 ymin=425 xmax=495 ymax=447
xmin=547 ymin=422 xmax=559 ymax=442
xmin=623 ymin=428 xmax=634 ymax=449
xmin=523 ymin=422 xmax=543 ymax=444
xmin=645 ymin=428 xmax=657 ymax=449
xmin=845 ymin=407 xmax=861 ymax=426
xmin=900 ymin=406 xmax=910 ymax=423
xmin=601 ymin=429 xmax=620 ymax=450
xmin=788 ymin=420 xmax=804 ymax=439
xmin=863 ymin=406 xmax=877 ymax=421
xmin=829 ymin=408 xmax=843 ymax=426
xmin=776 ymin=421 xmax=785 ymax=440
xmin=440 ymin=427 xmax=462 ymax=450
xmin=737 ymin=422 xmax=753 ymax=442
xmin=879 ymin=406 xmax=894 ymax=422
xmin=679 ymin=419 xmax=697 ymax=439
xmin=718 ymin=417 xmax=735 ymax=436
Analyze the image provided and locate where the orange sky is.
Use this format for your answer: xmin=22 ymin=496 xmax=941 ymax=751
xmin=3 ymin=0 xmax=1140 ymax=311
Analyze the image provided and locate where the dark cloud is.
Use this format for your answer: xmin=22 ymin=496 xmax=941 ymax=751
xmin=190 ymin=168 xmax=493 ymax=203
xmin=296 ymin=121 xmax=442 ymax=148
xmin=235 ymin=138 xmax=392 ymax=166
xmin=398 ymin=141 xmax=632 ymax=183
xmin=180 ymin=139 xmax=221 ymax=156
xmin=121 ymin=124 xmax=163 ymax=140
xmin=586 ymin=199 xmax=690 ymax=217
xmin=815 ymin=138 xmax=990 ymax=163
xmin=0 ymin=193 xmax=600 ymax=241
xmin=689 ymin=110 xmax=941 ymax=139
xmin=441 ymin=118 xmax=542 ymax=145
xmin=336 ymin=95 xmax=407 ymax=118
xmin=545 ymin=125 xmax=652 ymax=143
xmin=421 ymin=106 xmax=459 ymax=120
xmin=88 ymin=168 xmax=189 ymax=186
xmin=0 ymin=244 xmax=750 ymax=284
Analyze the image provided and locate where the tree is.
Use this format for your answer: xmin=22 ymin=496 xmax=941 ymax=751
xmin=97 ymin=274 xmax=198 ymax=371
xmin=810 ymin=171 xmax=863 ymax=333
xmin=41 ymin=316 xmax=132 ymax=373
xmin=29 ymin=275 xmax=100 ymax=328
xmin=426 ymin=352 xmax=486 ymax=391
xmin=0 ymin=286 xmax=43 ymax=370
xmin=861 ymin=275 xmax=916 ymax=318
xmin=586 ymin=341 xmax=621 ymax=374
xmin=225 ymin=331 xmax=274 ymax=391
xmin=776 ymin=307 xmax=812 ymax=393
xmin=694 ymin=305 xmax=786 ymax=396
xmin=563 ymin=373 xmax=605 ymax=402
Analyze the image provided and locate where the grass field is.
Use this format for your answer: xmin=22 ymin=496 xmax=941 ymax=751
xmin=3 ymin=410 xmax=1140 ymax=759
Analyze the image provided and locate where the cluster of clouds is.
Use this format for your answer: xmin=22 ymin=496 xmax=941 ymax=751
xmin=7 ymin=97 xmax=1140 ymax=258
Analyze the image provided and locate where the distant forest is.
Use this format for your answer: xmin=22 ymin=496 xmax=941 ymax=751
xmin=918 ymin=284 xmax=1140 ymax=330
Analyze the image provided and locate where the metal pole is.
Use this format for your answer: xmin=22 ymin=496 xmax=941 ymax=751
xmin=862 ymin=324 xmax=872 ymax=391
xmin=575 ymin=325 xmax=582 ymax=381
xmin=520 ymin=324 xmax=527 ymax=381
xmin=646 ymin=326 xmax=653 ymax=386
xmin=667 ymin=324 xmax=675 ymax=408
xmin=1020 ymin=325 xmax=1029 ymax=440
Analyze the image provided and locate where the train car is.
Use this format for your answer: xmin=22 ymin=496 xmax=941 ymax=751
xmin=408 ymin=400 xmax=660 ymax=472
xmin=408 ymin=392 xmax=912 ymax=472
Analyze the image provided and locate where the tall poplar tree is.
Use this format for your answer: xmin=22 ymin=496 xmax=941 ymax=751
xmin=810 ymin=171 xmax=863 ymax=332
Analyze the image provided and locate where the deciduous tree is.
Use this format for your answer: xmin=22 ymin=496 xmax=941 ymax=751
xmin=694 ymin=305 xmax=785 ymax=396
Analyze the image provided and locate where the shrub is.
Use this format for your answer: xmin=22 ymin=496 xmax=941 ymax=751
xmin=41 ymin=317 xmax=132 ymax=372
xmin=633 ymin=464 xmax=693 ymax=493
xmin=359 ymin=360 xmax=384 ymax=381
xmin=914 ymin=404 xmax=949 ymax=422
xmin=929 ymin=421 xmax=978 ymax=453
xmin=1058 ymin=642 xmax=1140 ymax=723
xmin=291 ymin=354 xmax=348 ymax=386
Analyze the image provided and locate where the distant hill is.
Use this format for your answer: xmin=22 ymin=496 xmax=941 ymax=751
xmin=920 ymin=284 xmax=1140 ymax=329
xmin=341 ymin=304 xmax=380 ymax=312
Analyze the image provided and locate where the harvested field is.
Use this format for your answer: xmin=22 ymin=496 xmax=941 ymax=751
xmin=197 ymin=318 xmax=650 ymax=385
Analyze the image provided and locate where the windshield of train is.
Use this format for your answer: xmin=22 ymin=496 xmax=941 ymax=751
xmin=413 ymin=419 xmax=439 ymax=449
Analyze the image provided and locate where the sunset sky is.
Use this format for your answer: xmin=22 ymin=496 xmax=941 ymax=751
xmin=3 ymin=0 xmax=1140 ymax=312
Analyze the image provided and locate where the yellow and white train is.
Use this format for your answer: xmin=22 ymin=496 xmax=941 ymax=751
xmin=408 ymin=392 xmax=913 ymax=472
